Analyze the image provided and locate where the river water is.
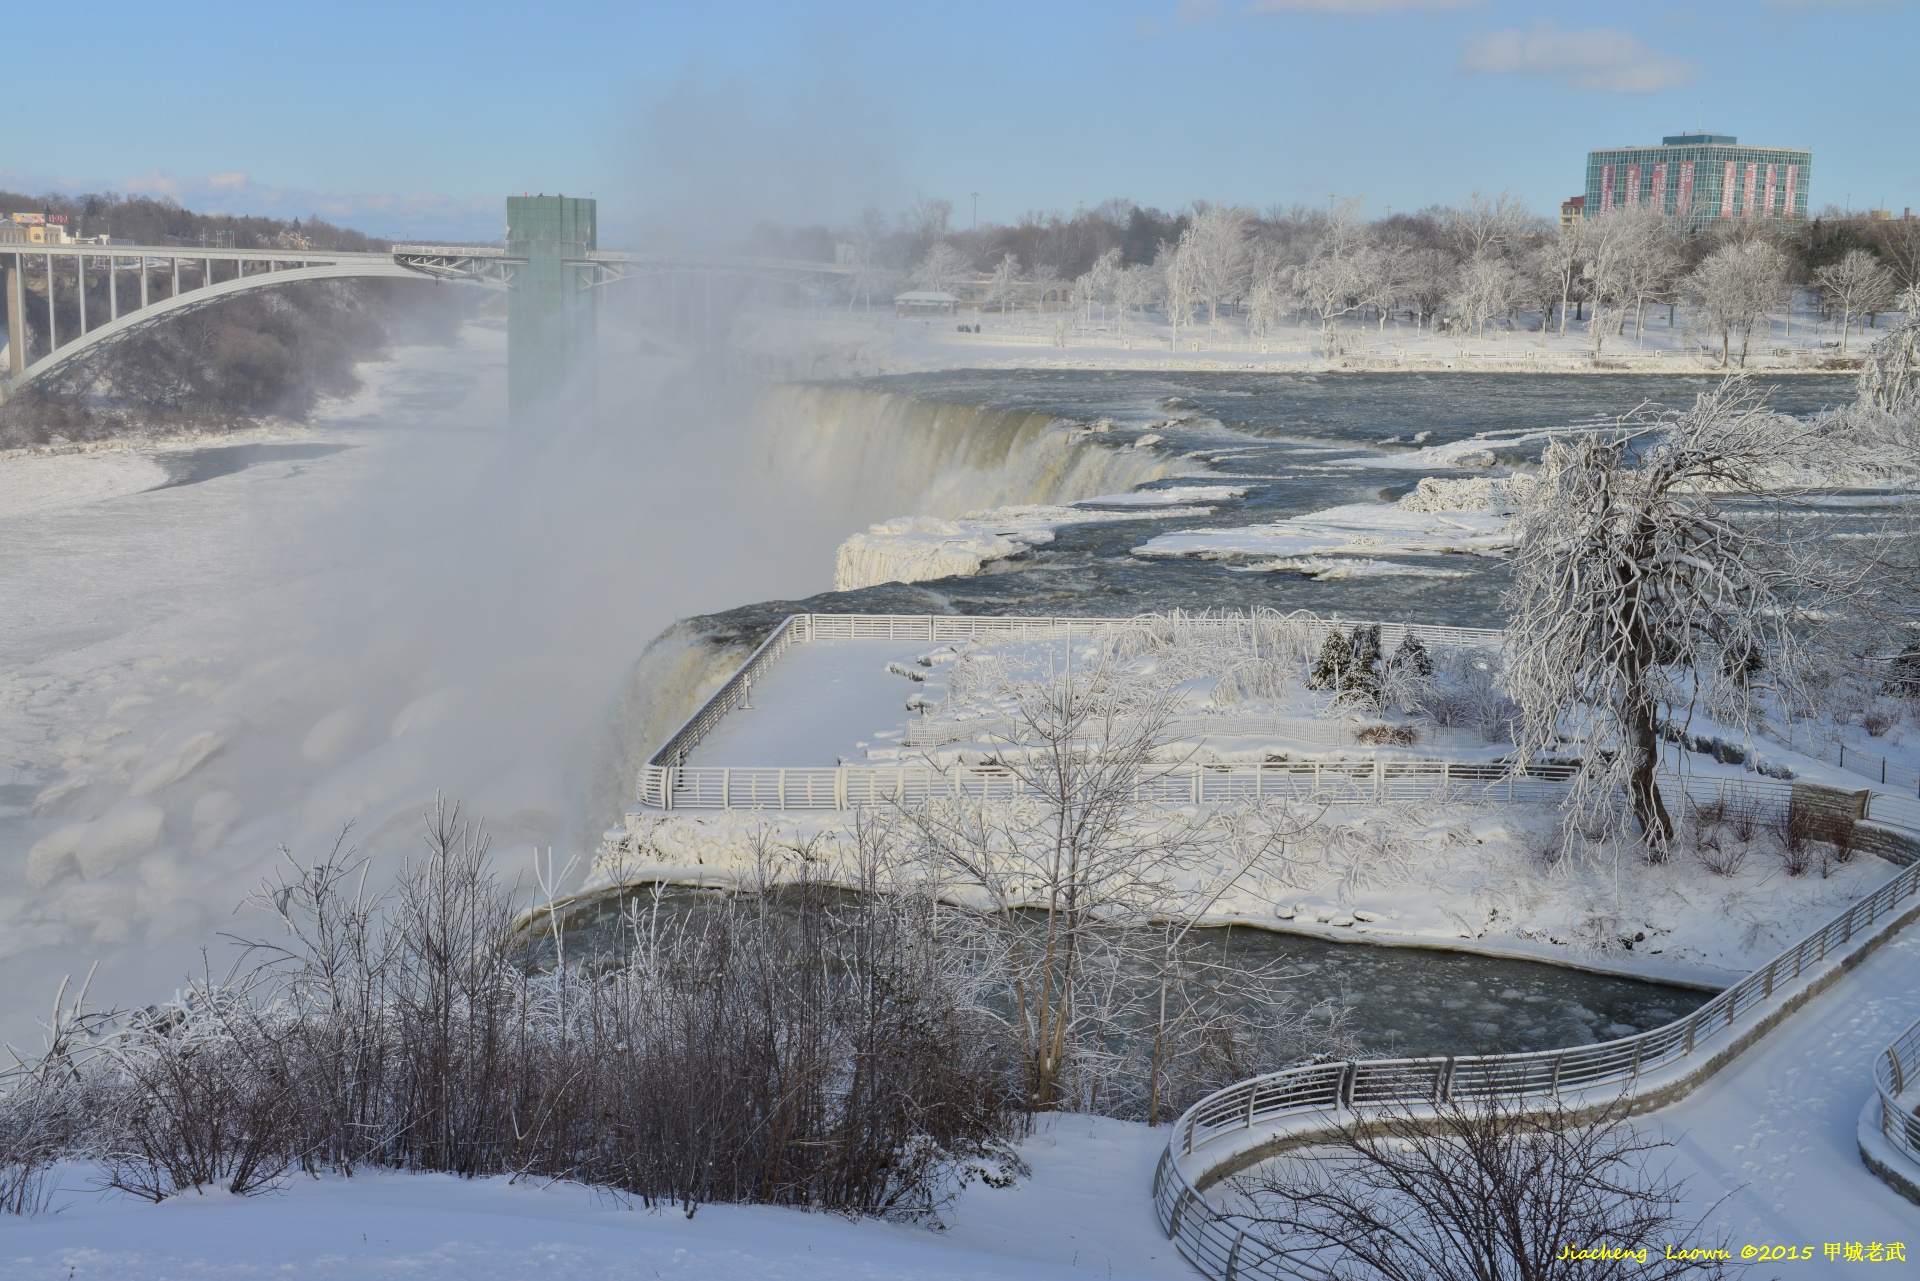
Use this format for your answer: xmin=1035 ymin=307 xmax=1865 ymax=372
xmin=545 ymin=884 xmax=1712 ymax=1060
xmin=705 ymin=370 xmax=1858 ymax=635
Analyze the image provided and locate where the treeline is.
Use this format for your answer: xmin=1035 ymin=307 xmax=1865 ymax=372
xmin=814 ymin=192 xmax=1920 ymax=362
xmin=0 ymin=188 xmax=390 ymax=252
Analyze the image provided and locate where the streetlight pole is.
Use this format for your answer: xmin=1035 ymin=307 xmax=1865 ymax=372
xmin=972 ymin=192 xmax=979 ymax=230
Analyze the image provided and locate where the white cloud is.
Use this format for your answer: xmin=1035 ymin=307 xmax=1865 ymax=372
xmin=1457 ymin=20 xmax=1697 ymax=94
xmin=207 ymin=170 xmax=250 ymax=191
xmin=1247 ymin=0 xmax=1482 ymax=12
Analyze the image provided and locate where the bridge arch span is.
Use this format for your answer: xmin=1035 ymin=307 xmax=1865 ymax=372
xmin=2 ymin=257 xmax=438 ymax=399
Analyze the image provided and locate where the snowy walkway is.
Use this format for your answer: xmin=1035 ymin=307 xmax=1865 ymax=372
xmin=686 ymin=637 xmax=929 ymax=766
xmin=1653 ymin=925 xmax=1920 ymax=1251
xmin=0 ymin=1117 xmax=1197 ymax=1281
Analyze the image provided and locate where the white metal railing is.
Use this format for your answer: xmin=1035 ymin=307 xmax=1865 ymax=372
xmin=1155 ymin=830 xmax=1920 ymax=1281
xmin=1875 ymin=1018 xmax=1920 ymax=1168
xmin=640 ymin=611 xmax=1506 ymax=799
xmin=639 ymin=758 xmax=1586 ymax=812
xmin=904 ymin=711 xmax=1395 ymax=751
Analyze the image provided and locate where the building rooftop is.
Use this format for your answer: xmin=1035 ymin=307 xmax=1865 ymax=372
xmin=1663 ymin=132 xmax=1738 ymax=146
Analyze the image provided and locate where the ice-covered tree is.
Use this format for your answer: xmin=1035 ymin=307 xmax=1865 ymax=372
xmin=1685 ymin=239 xmax=1791 ymax=369
xmin=984 ymin=252 xmax=1024 ymax=312
xmin=1505 ymin=379 xmax=1818 ymax=847
xmin=1448 ymin=251 xmax=1522 ymax=337
xmin=910 ymin=241 xmax=970 ymax=294
xmin=1815 ymin=249 xmax=1896 ymax=357
xmin=1858 ymin=286 xmax=1920 ymax=419
xmin=1074 ymin=246 xmax=1122 ymax=325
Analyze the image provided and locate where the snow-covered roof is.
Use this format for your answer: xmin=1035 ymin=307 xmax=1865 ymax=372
xmin=893 ymin=291 xmax=959 ymax=303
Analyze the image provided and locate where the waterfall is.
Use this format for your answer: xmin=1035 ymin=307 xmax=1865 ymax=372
xmin=759 ymin=384 xmax=1204 ymax=590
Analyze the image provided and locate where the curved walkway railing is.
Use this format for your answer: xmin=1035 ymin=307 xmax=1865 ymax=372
xmin=1874 ymin=1018 xmax=1920 ymax=1169
xmin=1154 ymin=834 xmax=1920 ymax=1281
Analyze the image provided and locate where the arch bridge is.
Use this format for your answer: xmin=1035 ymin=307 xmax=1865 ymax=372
xmin=1 ymin=200 xmax=853 ymax=416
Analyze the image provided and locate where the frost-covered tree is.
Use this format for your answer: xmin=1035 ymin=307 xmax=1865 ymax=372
xmin=1535 ymin=219 xmax=1587 ymax=339
xmin=1815 ymin=249 xmax=1896 ymax=357
xmin=1444 ymin=188 xmax=1535 ymax=262
xmin=1505 ymin=379 xmax=1818 ymax=847
xmin=910 ymin=241 xmax=970 ymax=294
xmin=1291 ymin=198 xmax=1371 ymax=356
xmin=1074 ymin=246 xmax=1121 ymax=325
xmin=1113 ymin=261 xmax=1159 ymax=333
xmin=1448 ymin=251 xmax=1522 ymax=337
xmin=1685 ymin=239 xmax=1791 ymax=369
xmin=1178 ymin=205 xmax=1255 ymax=326
xmin=1582 ymin=208 xmax=1665 ymax=357
xmin=984 ymin=252 xmax=1023 ymax=312
xmin=1858 ymin=286 xmax=1920 ymax=419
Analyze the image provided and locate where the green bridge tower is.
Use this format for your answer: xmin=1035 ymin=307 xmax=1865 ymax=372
xmin=506 ymin=195 xmax=597 ymax=423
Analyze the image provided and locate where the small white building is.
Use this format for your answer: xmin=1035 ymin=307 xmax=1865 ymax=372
xmin=893 ymin=290 xmax=958 ymax=316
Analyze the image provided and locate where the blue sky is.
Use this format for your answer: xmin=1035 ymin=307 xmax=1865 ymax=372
xmin=3 ymin=0 xmax=1914 ymax=243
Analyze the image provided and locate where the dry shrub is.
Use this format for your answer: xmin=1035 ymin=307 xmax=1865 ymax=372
xmin=1233 ymin=1093 xmax=1732 ymax=1280
xmin=1356 ymin=723 xmax=1418 ymax=747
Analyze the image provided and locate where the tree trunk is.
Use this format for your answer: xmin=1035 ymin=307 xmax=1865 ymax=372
xmin=1623 ymin=701 xmax=1674 ymax=848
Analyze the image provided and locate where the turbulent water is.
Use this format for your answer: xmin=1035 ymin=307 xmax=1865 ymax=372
xmin=546 ymin=886 xmax=1711 ymax=1060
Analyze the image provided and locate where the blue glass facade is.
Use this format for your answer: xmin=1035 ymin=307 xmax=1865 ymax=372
xmin=1583 ymin=135 xmax=1811 ymax=232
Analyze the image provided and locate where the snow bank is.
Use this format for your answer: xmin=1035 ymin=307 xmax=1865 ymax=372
xmin=1134 ymin=482 xmax=1522 ymax=563
xmin=1234 ymin=557 xmax=1475 ymax=581
xmin=0 ymin=1116 xmax=1189 ymax=1281
xmin=0 ymin=451 xmax=169 ymax=517
xmin=835 ymin=503 xmax=1213 ymax=591
xmin=1074 ymin=484 xmax=1249 ymax=507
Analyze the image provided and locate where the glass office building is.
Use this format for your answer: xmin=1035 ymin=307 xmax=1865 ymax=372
xmin=1583 ymin=134 xmax=1811 ymax=232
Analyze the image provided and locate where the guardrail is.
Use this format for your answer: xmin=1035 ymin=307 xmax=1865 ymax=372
xmin=641 ymin=611 xmax=1507 ymax=796
xmin=905 ymin=711 xmax=1392 ymax=751
xmin=639 ymin=758 xmax=1583 ymax=811
xmin=1154 ymin=823 xmax=1920 ymax=1281
xmin=1875 ymin=1018 xmax=1920 ymax=1169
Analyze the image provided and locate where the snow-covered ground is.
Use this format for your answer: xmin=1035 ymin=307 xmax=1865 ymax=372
xmin=0 ymin=1116 xmax=1192 ymax=1281
xmin=730 ymin=300 xmax=1877 ymax=382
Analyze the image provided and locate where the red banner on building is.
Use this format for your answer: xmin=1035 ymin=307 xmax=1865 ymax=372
xmin=1677 ymin=162 xmax=1696 ymax=220
xmin=1625 ymin=163 xmax=1640 ymax=207
xmin=1782 ymin=164 xmax=1798 ymax=219
xmin=1764 ymin=164 xmax=1778 ymax=217
xmin=1743 ymin=163 xmax=1759 ymax=217
xmin=1721 ymin=162 xmax=1737 ymax=216
xmin=1601 ymin=164 xmax=1616 ymax=214
xmin=1650 ymin=163 xmax=1667 ymax=215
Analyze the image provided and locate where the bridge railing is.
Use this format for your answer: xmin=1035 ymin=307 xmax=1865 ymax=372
xmin=1153 ymin=824 xmax=1920 ymax=1281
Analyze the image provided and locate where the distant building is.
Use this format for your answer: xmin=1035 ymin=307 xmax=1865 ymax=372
xmin=1583 ymin=133 xmax=1811 ymax=230
xmin=894 ymin=290 xmax=958 ymax=316
xmin=1560 ymin=196 xmax=1585 ymax=231
xmin=8 ymin=213 xmax=72 ymax=244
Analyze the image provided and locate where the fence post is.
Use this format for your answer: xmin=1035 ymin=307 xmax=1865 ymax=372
xmin=778 ymin=767 xmax=787 ymax=809
xmin=664 ymin=767 xmax=676 ymax=812
xmin=722 ymin=767 xmax=730 ymax=808
xmin=835 ymin=767 xmax=846 ymax=810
